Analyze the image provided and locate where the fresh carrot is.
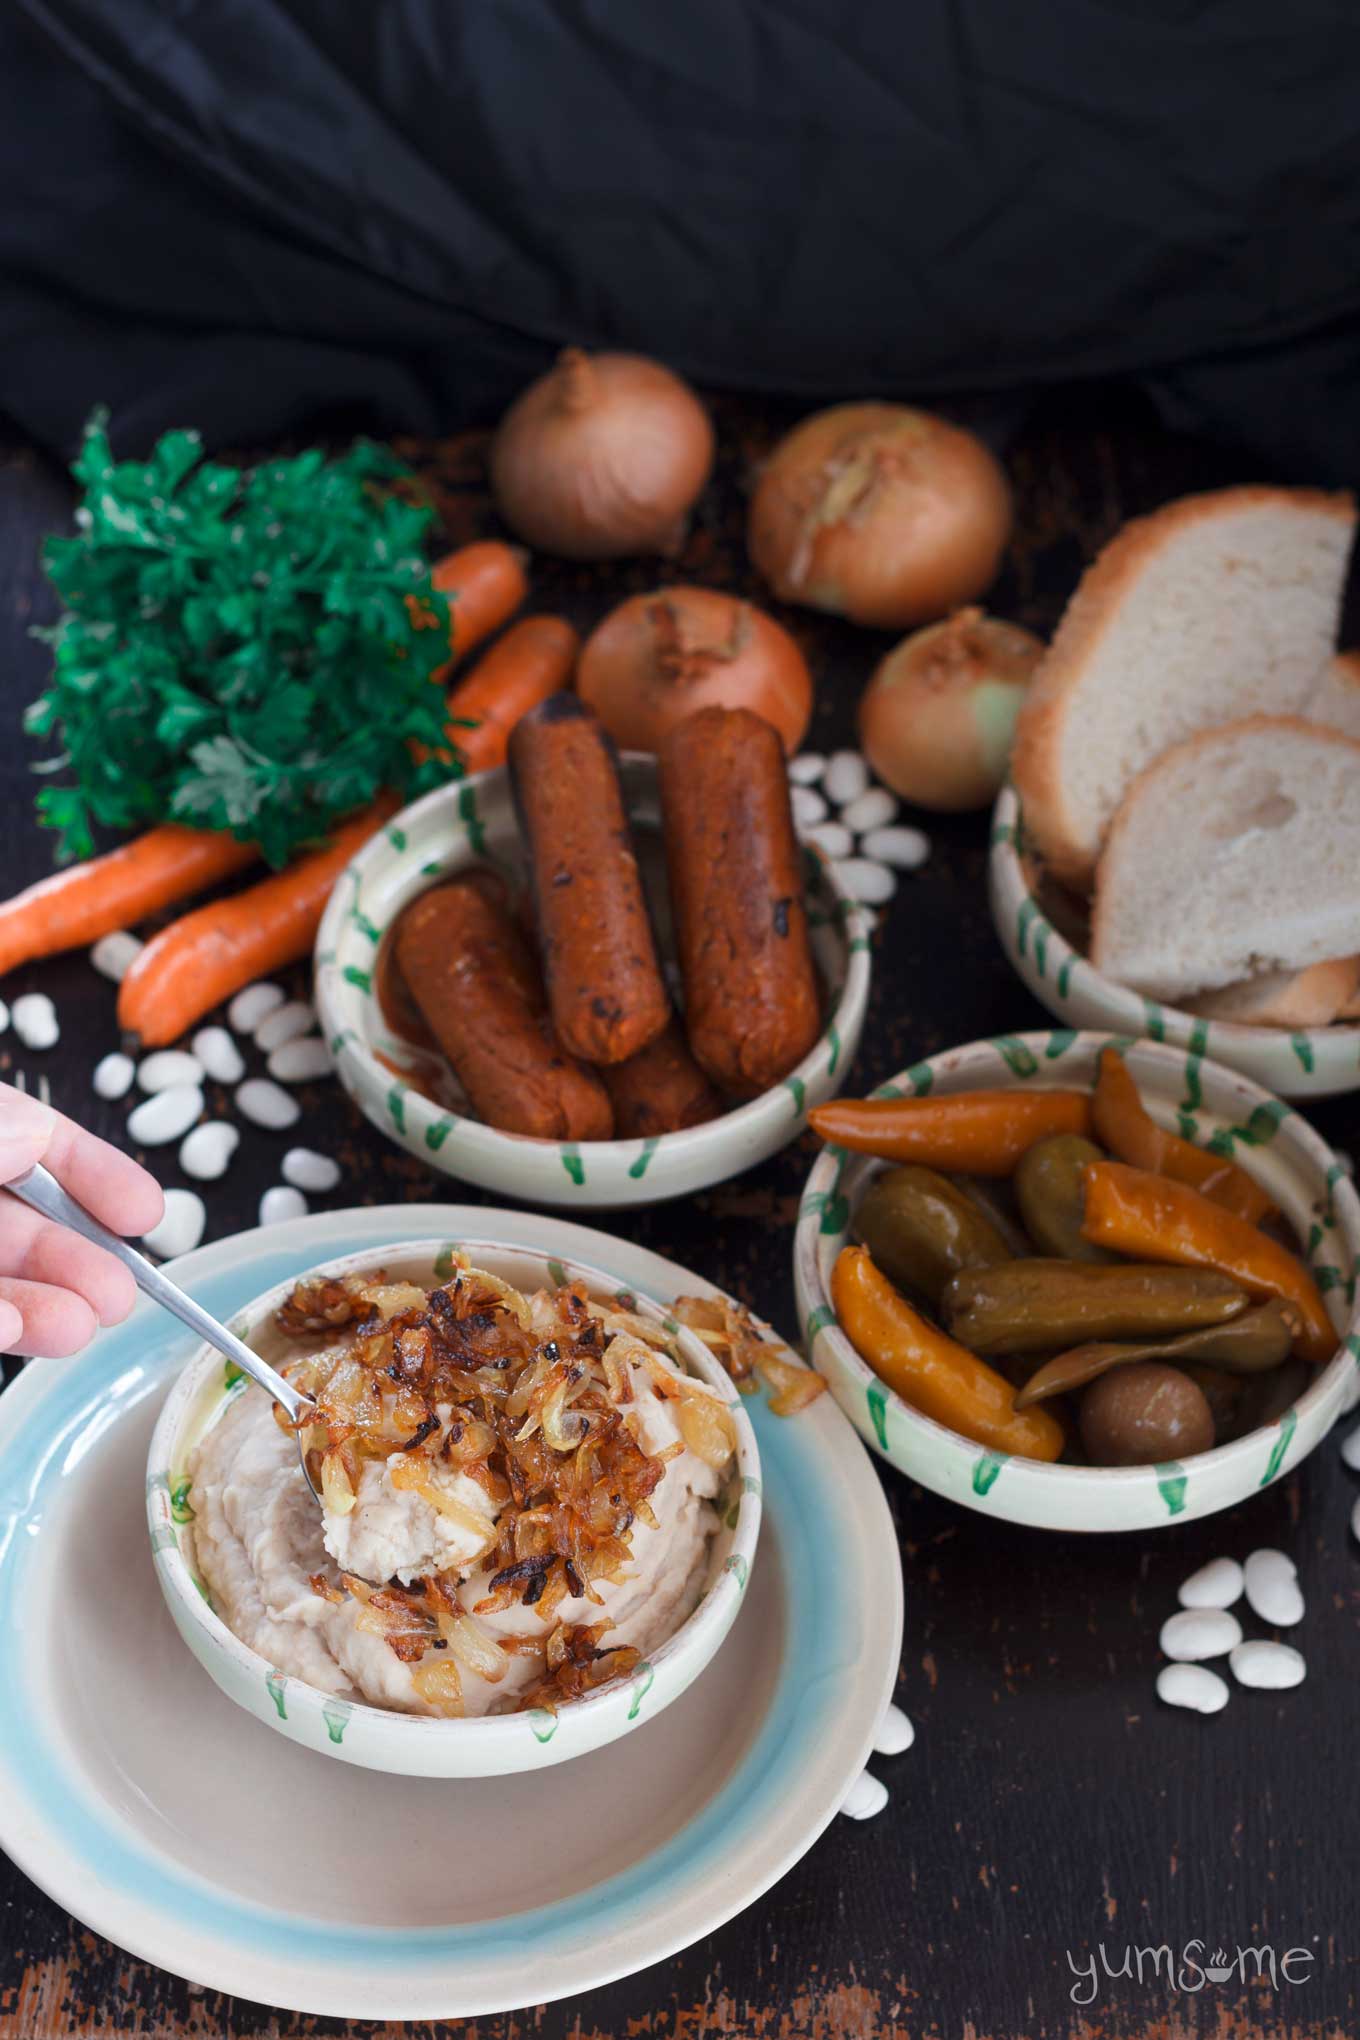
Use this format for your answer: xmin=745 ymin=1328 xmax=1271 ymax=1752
xmin=445 ymin=616 xmax=580 ymax=774
xmin=808 ymin=1091 xmax=1094 ymax=1174
xmin=1081 ymin=1160 xmax=1335 ymax=1365
xmin=1091 ymin=1045 xmax=1272 ymax=1224
xmin=117 ymin=799 xmax=398 ymax=1047
xmin=0 ymin=826 xmax=259 ymax=978
xmin=430 ymin=541 xmax=529 ymax=671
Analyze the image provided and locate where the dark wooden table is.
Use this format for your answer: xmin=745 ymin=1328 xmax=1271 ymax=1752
xmin=2 ymin=390 xmax=1356 ymax=2040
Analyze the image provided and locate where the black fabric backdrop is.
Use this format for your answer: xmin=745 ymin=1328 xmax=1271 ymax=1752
xmin=4 ymin=0 xmax=1360 ymax=477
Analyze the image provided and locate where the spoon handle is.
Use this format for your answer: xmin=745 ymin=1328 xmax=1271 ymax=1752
xmin=6 ymin=1163 xmax=309 ymax=1422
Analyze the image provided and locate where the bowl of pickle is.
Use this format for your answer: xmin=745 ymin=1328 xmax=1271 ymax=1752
xmin=793 ymin=1030 xmax=1360 ymax=1530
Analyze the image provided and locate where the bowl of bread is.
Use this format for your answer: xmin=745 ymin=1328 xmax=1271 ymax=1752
xmin=990 ymin=484 xmax=1360 ymax=1098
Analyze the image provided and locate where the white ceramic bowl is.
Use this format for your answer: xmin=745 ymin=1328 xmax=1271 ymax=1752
xmin=313 ymin=760 xmax=871 ymax=1208
xmin=793 ymin=1030 xmax=1360 ymax=1531
xmin=989 ymin=783 xmax=1360 ymax=1099
xmin=147 ymin=1237 xmax=761 ymax=1776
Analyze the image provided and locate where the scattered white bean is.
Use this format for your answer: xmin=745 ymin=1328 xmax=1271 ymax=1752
xmin=861 ymin=824 xmax=932 ymax=871
xmin=90 ymin=930 xmax=143 ymax=982
xmin=788 ymin=752 xmax=826 ymax=785
xmin=1230 ymin=1641 xmax=1306 ymax=1691
xmin=1177 ymin=1557 xmax=1244 ymax=1610
xmin=235 ymin=1078 xmax=301 ymax=1130
xmin=1156 ymin=1663 xmax=1229 ymax=1715
xmin=255 ymin=999 xmax=314 ymax=1052
xmin=282 ymin=1147 xmax=341 ymax=1193
xmin=267 ymin=1037 xmax=333 ymax=1084
xmin=192 ymin=1026 xmax=246 ymax=1085
xmin=839 ymin=1769 xmax=889 ymax=1819
xmin=93 ymin=1052 xmax=135 ymax=1101
xmin=141 ymin=1189 xmax=206 ymax=1261
xmin=179 ymin=1121 xmax=240 ymax=1182
xmin=1342 ymin=1422 xmax=1360 ymax=1472
xmin=1243 ymin=1548 xmax=1304 ymax=1627
xmin=805 ymin=821 xmax=854 ymax=860
xmin=832 ymin=857 xmax=897 ymax=906
xmin=0 ymin=998 xmax=8 ymax=1035
xmin=228 ymin=982 xmax=285 ymax=1033
xmin=1159 ymin=1608 xmax=1242 ymax=1661
xmin=824 ymin=750 xmax=869 ymax=805
xmin=11 ymin=993 xmax=58 ymax=1051
xmin=790 ymin=785 xmax=828 ymax=828
xmin=137 ymin=1050 xmax=205 ymax=1094
xmin=840 ymin=787 xmax=898 ymax=834
xmin=872 ymin=1703 xmax=915 ymax=1756
xmin=259 ymin=1185 xmax=308 ymax=1225
xmin=127 ymin=1084 xmax=203 ymax=1146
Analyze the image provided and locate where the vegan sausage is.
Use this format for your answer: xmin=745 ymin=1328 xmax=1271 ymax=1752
xmin=601 ymin=1017 xmax=722 ymax=1139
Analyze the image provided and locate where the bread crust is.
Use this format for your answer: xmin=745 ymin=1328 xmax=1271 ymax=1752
xmin=1011 ymin=486 xmax=1355 ymax=888
xmin=1185 ymin=956 xmax=1360 ymax=1029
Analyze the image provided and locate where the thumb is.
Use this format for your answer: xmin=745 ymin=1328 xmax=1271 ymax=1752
xmin=0 ymin=1090 xmax=56 ymax=1184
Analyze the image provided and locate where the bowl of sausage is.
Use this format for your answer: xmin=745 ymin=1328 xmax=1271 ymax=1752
xmin=315 ymin=698 xmax=872 ymax=1207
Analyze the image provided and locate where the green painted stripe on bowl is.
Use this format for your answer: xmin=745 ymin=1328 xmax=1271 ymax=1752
xmin=991 ymin=819 xmax=1014 ymax=846
xmin=906 ymin=1061 xmax=935 ymax=1096
xmin=1155 ymin=1464 xmax=1188 ymax=1515
xmin=547 ymin=1258 xmax=569 ymax=1289
xmin=559 ymin=1145 xmax=585 ymax=1187
xmin=626 ymin=1663 xmax=655 ymax=1720
xmin=1141 ymin=999 xmax=1167 ymax=1042
xmin=315 ymin=947 xmax=337 ymax=967
xmin=457 ymin=782 xmax=486 ymax=855
xmin=424 ymin=1118 xmax=454 ymax=1153
xmin=724 ymin=1553 xmax=749 ymax=1590
xmin=872 ymin=1080 xmax=907 ymax=1100
xmin=169 ymin=1477 xmax=195 ymax=1524
xmin=342 ymin=964 xmax=372 ymax=995
xmin=1045 ymin=1029 xmax=1078 ymax=1059
xmin=628 ymin=1135 xmax=662 ymax=1181
xmin=321 ymin=1701 xmax=352 ymax=1745
xmin=992 ymin=1034 xmax=1039 ymax=1079
xmin=419 ymin=858 xmax=444 ymax=876
xmin=850 ymin=934 xmax=872 ymax=955
xmin=149 ymin=1525 xmax=179 ymax=1556
xmin=528 ymin=1708 xmax=558 ymax=1743
xmin=742 ymin=1473 xmax=762 ymax=1496
xmin=827 ymin=1023 xmax=843 ymax=1076
xmin=1016 ymin=897 xmax=1038 ymax=960
xmin=785 ymin=1075 xmax=807 ymax=1115
xmin=972 ymin=1452 xmax=1007 ymax=1496
xmin=1260 ymin=1407 xmax=1297 ymax=1486
xmin=1056 ymin=956 xmax=1074 ymax=999
xmin=265 ymin=1670 xmax=288 ymax=1720
xmin=1291 ymin=1032 xmax=1315 ymax=1075
xmin=804 ymin=1304 xmax=837 ymax=1342
xmin=351 ymin=908 xmax=381 ymax=943
xmin=224 ymin=1358 xmax=245 ymax=1390
xmin=866 ymin=1381 xmax=889 ymax=1449
xmin=386 ymin=1083 xmax=408 ymax=1135
xmin=1032 ymin=920 xmax=1049 ymax=979
xmin=386 ymin=825 xmax=408 ymax=852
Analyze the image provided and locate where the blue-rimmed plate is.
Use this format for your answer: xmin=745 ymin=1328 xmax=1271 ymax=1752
xmin=0 ymin=1205 xmax=902 ymax=2021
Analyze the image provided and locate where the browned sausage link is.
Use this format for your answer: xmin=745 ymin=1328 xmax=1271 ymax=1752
xmin=509 ymin=695 xmax=670 ymax=1064
xmin=601 ymin=1017 xmax=722 ymax=1139
xmin=659 ymin=705 xmax=821 ymax=1095
xmin=394 ymin=879 xmax=613 ymax=1140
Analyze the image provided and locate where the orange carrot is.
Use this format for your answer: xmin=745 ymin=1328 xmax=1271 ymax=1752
xmin=0 ymin=826 xmax=259 ymax=978
xmin=445 ymin=616 xmax=580 ymax=774
xmin=117 ymin=799 xmax=398 ymax=1047
xmin=431 ymin=541 xmax=529 ymax=670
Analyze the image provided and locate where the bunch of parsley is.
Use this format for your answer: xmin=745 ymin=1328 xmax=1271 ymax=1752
xmin=26 ymin=413 xmax=460 ymax=866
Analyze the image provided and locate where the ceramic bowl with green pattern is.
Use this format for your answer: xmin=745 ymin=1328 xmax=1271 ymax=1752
xmin=313 ymin=761 xmax=871 ymax=1207
xmin=989 ymin=784 xmax=1360 ymax=1100
xmin=147 ymin=1238 xmax=761 ymax=1777
xmin=793 ymin=1031 xmax=1360 ymax=1531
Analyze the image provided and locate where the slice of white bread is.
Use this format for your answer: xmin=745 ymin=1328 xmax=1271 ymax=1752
xmin=1091 ymin=717 xmax=1360 ymax=1000
xmin=1184 ymin=957 xmax=1360 ymax=1029
xmin=1306 ymin=649 xmax=1360 ymax=741
xmin=1012 ymin=487 xmax=1355 ymax=885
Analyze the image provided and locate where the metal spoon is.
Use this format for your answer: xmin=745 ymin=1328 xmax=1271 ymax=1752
xmin=6 ymin=1162 xmax=321 ymax=1500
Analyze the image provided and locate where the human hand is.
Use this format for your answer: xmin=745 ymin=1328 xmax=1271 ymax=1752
xmin=0 ymin=1084 xmax=164 ymax=1356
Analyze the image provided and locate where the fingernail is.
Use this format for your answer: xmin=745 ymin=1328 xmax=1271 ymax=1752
xmin=0 ymin=1091 xmax=55 ymax=1170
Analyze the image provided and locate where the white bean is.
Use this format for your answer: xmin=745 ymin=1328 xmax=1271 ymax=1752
xmin=267 ymin=1037 xmax=333 ymax=1084
xmin=1159 ymin=1609 xmax=1242 ymax=1662
xmin=790 ymin=785 xmax=828 ymax=828
xmin=137 ymin=1050 xmax=205 ymax=1094
xmin=259 ymin=1185 xmax=308 ymax=1225
xmin=1341 ymin=1422 xmax=1360 ymax=1472
xmin=235 ymin=1078 xmax=301 ymax=1130
xmin=832 ymin=857 xmax=897 ymax=906
xmin=805 ymin=821 xmax=854 ymax=860
xmin=1177 ymin=1557 xmax=1245 ymax=1611
xmin=0 ymin=998 xmax=8 ymax=1036
xmin=93 ymin=1052 xmax=135 ymax=1101
xmin=1229 ymin=1641 xmax=1306 ymax=1691
xmin=839 ymin=1769 xmax=889 ymax=1819
xmin=228 ymin=982 xmax=285 ymax=1033
xmin=255 ymin=999 xmax=314 ymax=1051
xmin=1156 ymin=1663 xmax=1229 ymax=1715
xmin=192 ymin=1026 xmax=246 ymax=1085
xmin=861 ymin=824 xmax=932 ymax=871
xmin=1243 ymin=1548 xmax=1304 ymax=1627
xmin=788 ymin=753 xmax=826 ymax=785
xmin=179 ymin=1121 xmax=240 ymax=1182
xmin=11 ymin=993 xmax=58 ymax=1050
xmin=127 ymin=1085 xmax=203 ymax=1146
xmin=824 ymin=750 xmax=869 ymax=805
xmin=872 ymin=1702 xmax=915 ymax=1756
xmin=90 ymin=930 xmax=143 ymax=983
xmin=142 ymin=1189 xmax=206 ymax=1260
xmin=841 ymin=787 xmax=898 ymax=834
xmin=282 ymin=1147 xmax=341 ymax=1193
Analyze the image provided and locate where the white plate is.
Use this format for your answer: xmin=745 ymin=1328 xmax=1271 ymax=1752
xmin=0 ymin=1205 xmax=903 ymax=2022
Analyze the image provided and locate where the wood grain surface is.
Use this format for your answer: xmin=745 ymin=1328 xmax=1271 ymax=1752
xmin=1 ymin=388 xmax=1356 ymax=2040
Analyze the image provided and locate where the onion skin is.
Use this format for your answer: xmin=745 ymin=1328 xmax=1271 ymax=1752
xmin=490 ymin=349 xmax=714 ymax=560
xmin=748 ymin=402 xmax=1012 ymax=629
xmin=859 ymin=608 xmax=1044 ymax=811
xmin=577 ymin=585 xmax=813 ymax=755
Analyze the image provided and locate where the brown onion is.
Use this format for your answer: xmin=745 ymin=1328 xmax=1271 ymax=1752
xmin=577 ymin=586 xmax=813 ymax=754
xmin=748 ymin=402 xmax=1012 ymax=629
xmin=858 ymin=607 xmax=1044 ymax=811
xmin=490 ymin=348 xmax=714 ymax=559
